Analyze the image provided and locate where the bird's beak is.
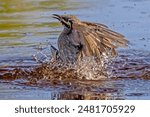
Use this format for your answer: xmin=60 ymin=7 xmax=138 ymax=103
xmin=52 ymin=14 xmax=61 ymax=21
xmin=52 ymin=14 xmax=71 ymax=28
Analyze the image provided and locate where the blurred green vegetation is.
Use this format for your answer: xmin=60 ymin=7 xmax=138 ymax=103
xmin=0 ymin=0 xmax=81 ymax=47
xmin=0 ymin=0 xmax=77 ymax=13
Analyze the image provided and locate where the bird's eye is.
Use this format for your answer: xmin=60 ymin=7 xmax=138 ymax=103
xmin=68 ymin=19 xmax=73 ymax=22
xmin=63 ymin=17 xmax=69 ymax=22
xmin=63 ymin=17 xmax=73 ymax=23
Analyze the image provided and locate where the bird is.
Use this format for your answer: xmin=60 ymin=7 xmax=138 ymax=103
xmin=49 ymin=43 xmax=60 ymax=62
xmin=52 ymin=14 xmax=128 ymax=63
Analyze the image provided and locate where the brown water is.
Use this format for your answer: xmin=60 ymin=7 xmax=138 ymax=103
xmin=0 ymin=0 xmax=150 ymax=100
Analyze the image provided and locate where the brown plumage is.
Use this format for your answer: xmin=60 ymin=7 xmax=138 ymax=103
xmin=52 ymin=14 xmax=128 ymax=63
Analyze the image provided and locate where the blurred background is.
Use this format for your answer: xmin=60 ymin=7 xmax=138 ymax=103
xmin=0 ymin=0 xmax=150 ymax=65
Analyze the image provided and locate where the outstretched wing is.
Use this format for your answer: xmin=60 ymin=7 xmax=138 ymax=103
xmin=72 ymin=21 xmax=128 ymax=59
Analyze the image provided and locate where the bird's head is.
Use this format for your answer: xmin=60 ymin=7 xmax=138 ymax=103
xmin=52 ymin=14 xmax=80 ymax=30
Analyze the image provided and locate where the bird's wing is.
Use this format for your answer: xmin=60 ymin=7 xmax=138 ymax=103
xmin=72 ymin=21 xmax=128 ymax=58
xmin=82 ymin=21 xmax=108 ymax=28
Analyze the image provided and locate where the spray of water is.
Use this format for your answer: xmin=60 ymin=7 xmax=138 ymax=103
xmin=31 ymin=45 xmax=114 ymax=81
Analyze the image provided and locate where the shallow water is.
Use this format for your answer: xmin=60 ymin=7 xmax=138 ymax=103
xmin=0 ymin=0 xmax=150 ymax=100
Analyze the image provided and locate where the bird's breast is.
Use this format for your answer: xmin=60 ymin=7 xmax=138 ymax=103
xmin=58 ymin=30 xmax=81 ymax=62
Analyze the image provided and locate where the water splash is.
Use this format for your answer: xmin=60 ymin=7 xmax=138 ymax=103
xmin=0 ymin=48 xmax=149 ymax=86
xmin=30 ymin=44 xmax=115 ymax=81
xmin=0 ymin=49 xmax=150 ymax=100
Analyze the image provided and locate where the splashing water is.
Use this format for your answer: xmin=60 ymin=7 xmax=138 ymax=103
xmin=28 ymin=45 xmax=114 ymax=82
xmin=0 ymin=48 xmax=150 ymax=100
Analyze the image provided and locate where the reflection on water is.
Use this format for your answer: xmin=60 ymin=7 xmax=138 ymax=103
xmin=0 ymin=0 xmax=150 ymax=100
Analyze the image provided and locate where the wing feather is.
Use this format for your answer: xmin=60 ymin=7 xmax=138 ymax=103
xmin=72 ymin=21 xmax=128 ymax=59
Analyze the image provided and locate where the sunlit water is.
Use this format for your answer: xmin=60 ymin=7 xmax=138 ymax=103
xmin=0 ymin=0 xmax=150 ymax=99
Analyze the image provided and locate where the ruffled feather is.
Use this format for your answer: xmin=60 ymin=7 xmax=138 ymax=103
xmin=72 ymin=21 xmax=128 ymax=59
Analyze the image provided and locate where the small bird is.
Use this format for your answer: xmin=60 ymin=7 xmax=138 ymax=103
xmin=52 ymin=14 xmax=128 ymax=63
